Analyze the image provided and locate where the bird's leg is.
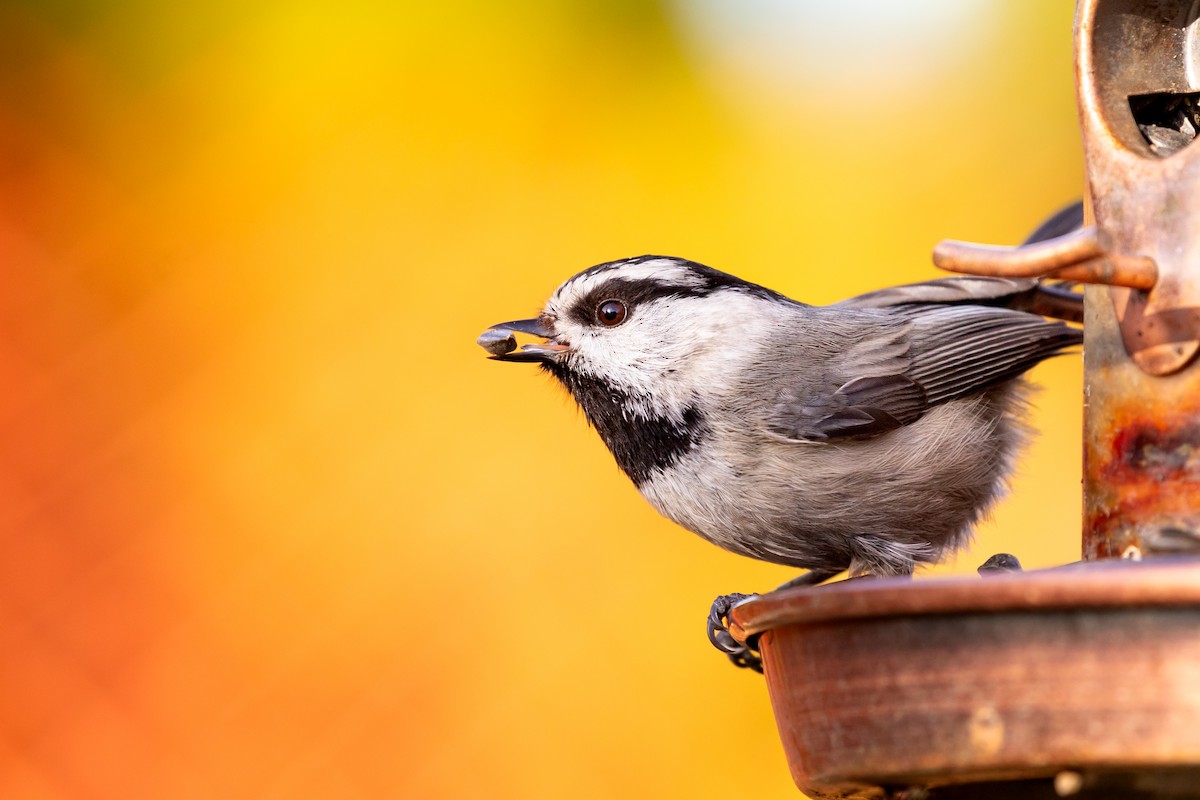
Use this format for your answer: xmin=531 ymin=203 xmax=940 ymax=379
xmin=977 ymin=552 xmax=1023 ymax=575
xmin=773 ymin=569 xmax=843 ymax=592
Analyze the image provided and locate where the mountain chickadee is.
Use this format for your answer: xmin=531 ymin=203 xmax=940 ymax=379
xmin=478 ymin=257 xmax=1081 ymax=583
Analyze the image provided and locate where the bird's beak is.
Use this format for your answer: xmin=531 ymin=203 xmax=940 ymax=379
xmin=476 ymin=317 xmax=569 ymax=362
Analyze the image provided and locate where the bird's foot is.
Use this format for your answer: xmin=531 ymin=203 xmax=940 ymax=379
xmin=977 ymin=552 xmax=1023 ymax=575
xmin=708 ymin=570 xmax=842 ymax=672
xmin=707 ymin=593 xmax=762 ymax=672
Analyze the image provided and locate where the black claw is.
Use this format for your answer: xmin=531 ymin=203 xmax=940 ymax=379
xmin=978 ymin=552 xmax=1023 ymax=575
xmin=707 ymin=593 xmax=762 ymax=672
xmin=708 ymin=572 xmax=844 ymax=672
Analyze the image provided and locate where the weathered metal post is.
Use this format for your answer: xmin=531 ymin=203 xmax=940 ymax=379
xmin=1077 ymin=0 xmax=1200 ymax=561
xmin=727 ymin=2 xmax=1200 ymax=797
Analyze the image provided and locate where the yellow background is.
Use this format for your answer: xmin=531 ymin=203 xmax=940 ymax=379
xmin=0 ymin=2 xmax=1082 ymax=798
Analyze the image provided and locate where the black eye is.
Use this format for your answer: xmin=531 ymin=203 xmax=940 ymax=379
xmin=596 ymin=299 xmax=627 ymax=326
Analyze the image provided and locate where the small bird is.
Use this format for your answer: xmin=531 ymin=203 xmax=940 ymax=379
xmin=478 ymin=257 xmax=1081 ymax=584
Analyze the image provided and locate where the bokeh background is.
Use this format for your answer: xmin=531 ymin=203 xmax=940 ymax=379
xmin=0 ymin=1 xmax=1083 ymax=798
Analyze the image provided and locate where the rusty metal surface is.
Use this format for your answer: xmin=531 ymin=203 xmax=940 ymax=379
xmin=729 ymin=561 xmax=1200 ymax=799
xmin=1083 ymin=287 xmax=1200 ymax=559
xmin=1077 ymin=0 xmax=1200 ymax=375
xmin=1077 ymin=0 xmax=1200 ymax=556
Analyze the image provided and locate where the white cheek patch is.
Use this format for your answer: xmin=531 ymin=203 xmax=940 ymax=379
xmin=559 ymin=292 xmax=767 ymax=421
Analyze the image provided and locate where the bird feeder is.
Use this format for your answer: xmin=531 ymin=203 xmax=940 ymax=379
xmin=725 ymin=2 xmax=1200 ymax=796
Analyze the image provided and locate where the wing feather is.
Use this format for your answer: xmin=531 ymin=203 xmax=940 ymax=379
xmin=906 ymin=306 xmax=1081 ymax=406
xmin=767 ymin=302 xmax=1081 ymax=443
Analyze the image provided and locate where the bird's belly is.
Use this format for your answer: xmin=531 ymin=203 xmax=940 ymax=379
xmin=637 ymin=395 xmax=1021 ymax=572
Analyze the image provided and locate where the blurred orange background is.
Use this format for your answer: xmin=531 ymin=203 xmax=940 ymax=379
xmin=0 ymin=2 xmax=1083 ymax=798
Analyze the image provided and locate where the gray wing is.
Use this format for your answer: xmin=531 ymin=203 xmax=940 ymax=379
xmin=768 ymin=305 xmax=1082 ymax=443
xmin=902 ymin=304 xmax=1082 ymax=407
xmin=766 ymin=315 xmax=928 ymax=442
xmin=771 ymin=198 xmax=1084 ymax=442
xmin=769 ymin=371 xmax=929 ymax=441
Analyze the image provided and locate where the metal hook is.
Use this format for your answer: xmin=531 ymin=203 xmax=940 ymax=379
xmin=932 ymin=226 xmax=1157 ymax=290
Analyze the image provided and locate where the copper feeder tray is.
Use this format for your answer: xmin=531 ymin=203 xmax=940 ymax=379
xmin=729 ymin=558 xmax=1200 ymax=798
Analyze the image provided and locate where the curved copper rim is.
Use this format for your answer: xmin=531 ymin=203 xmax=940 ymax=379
xmin=729 ymin=559 xmax=1200 ymax=643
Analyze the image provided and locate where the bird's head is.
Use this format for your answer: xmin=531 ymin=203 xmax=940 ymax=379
xmin=478 ymin=255 xmax=795 ymax=417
